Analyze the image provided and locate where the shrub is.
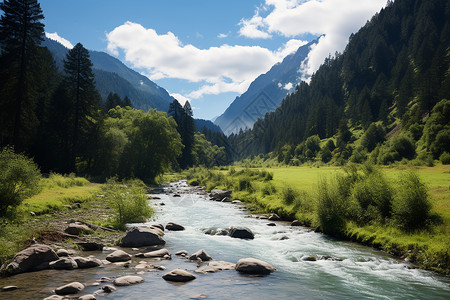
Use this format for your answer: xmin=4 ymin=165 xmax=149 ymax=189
xmin=281 ymin=185 xmax=298 ymax=205
xmin=103 ymin=178 xmax=153 ymax=229
xmin=393 ymin=172 xmax=431 ymax=231
xmin=316 ymin=177 xmax=347 ymax=235
xmin=237 ymin=176 xmax=253 ymax=192
xmin=440 ymin=152 xmax=450 ymax=164
xmin=261 ymin=182 xmax=277 ymax=196
xmin=0 ymin=148 xmax=41 ymax=218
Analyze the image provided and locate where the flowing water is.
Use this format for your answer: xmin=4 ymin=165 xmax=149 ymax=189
xmin=1 ymin=180 xmax=449 ymax=299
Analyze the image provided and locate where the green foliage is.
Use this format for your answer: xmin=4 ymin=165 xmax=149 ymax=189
xmin=261 ymin=182 xmax=277 ymax=196
xmin=193 ymin=133 xmax=227 ymax=168
xmin=361 ymin=123 xmax=385 ymax=152
xmin=103 ymin=178 xmax=153 ymax=229
xmin=44 ymin=173 xmax=89 ymax=189
xmin=393 ymin=172 xmax=431 ymax=231
xmin=0 ymin=148 xmax=41 ymax=217
xmin=237 ymin=176 xmax=254 ymax=192
xmin=440 ymin=152 xmax=450 ymax=164
xmin=316 ymin=177 xmax=347 ymax=235
xmin=281 ymin=185 xmax=298 ymax=205
xmin=378 ymin=134 xmax=416 ymax=164
xmin=421 ymin=99 xmax=450 ymax=158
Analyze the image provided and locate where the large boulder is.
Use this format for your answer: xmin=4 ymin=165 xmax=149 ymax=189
xmin=290 ymin=220 xmax=302 ymax=226
xmin=75 ymin=242 xmax=104 ymax=251
xmin=64 ymin=224 xmax=93 ymax=236
xmin=209 ymin=189 xmax=232 ymax=201
xmin=55 ymin=282 xmax=84 ymax=295
xmin=162 ymin=269 xmax=196 ymax=282
xmin=135 ymin=248 xmax=170 ymax=258
xmin=105 ymin=250 xmax=131 ymax=262
xmin=113 ymin=275 xmax=144 ymax=286
xmin=73 ymin=256 xmax=102 ymax=268
xmin=49 ymin=258 xmax=78 ymax=270
xmin=188 ymin=249 xmax=212 ymax=262
xmin=268 ymin=213 xmax=280 ymax=221
xmin=235 ymin=258 xmax=275 ymax=275
xmin=120 ymin=227 xmax=165 ymax=247
xmin=228 ymin=227 xmax=254 ymax=239
xmin=3 ymin=244 xmax=58 ymax=274
xmin=165 ymin=222 xmax=185 ymax=231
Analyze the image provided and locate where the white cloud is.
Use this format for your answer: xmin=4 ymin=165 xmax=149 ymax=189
xmin=238 ymin=11 xmax=272 ymax=39
xmin=217 ymin=33 xmax=228 ymax=38
xmin=240 ymin=0 xmax=387 ymax=76
xmin=45 ymin=32 xmax=74 ymax=49
xmin=106 ymin=22 xmax=305 ymax=99
xmin=169 ymin=93 xmax=190 ymax=106
xmin=283 ymin=82 xmax=293 ymax=90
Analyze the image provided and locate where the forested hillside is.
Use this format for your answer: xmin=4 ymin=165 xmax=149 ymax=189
xmin=228 ymin=0 xmax=449 ymax=166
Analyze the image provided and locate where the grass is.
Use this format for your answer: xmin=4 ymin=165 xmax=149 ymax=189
xmin=185 ymin=164 xmax=450 ymax=275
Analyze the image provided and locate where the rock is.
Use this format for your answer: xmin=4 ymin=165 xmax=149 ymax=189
xmin=113 ymin=275 xmax=144 ymax=286
xmin=290 ymin=220 xmax=302 ymax=226
xmin=160 ymin=202 xmax=166 ymax=206
xmin=302 ymin=255 xmax=317 ymax=261
xmin=64 ymin=224 xmax=93 ymax=236
xmin=56 ymin=249 xmax=69 ymax=257
xmin=267 ymin=223 xmax=276 ymax=226
xmin=98 ymin=277 xmax=112 ymax=283
xmin=114 ymin=261 xmax=130 ymax=268
xmin=268 ymin=213 xmax=280 ymax=221
xmin=29 ymin=211 xmax=36 ymax=216
xmin=151 ymin=224 xmax=164 ymax=231
xmin=189 ymin=249 xmax=212 ymax=262
xmin=120 ymin=227 xmax=166 ymax=247
xmin=106 ymin=250 xmax=131 ymax=262
xmin=55 ymin=282 xmax=84 ymax=295
xmin=231 ymin=200 xmax=242 ymax=204
xmin=173 ymin=194 xmax=181 ymax=197
xmin=49 ymin=258 xmax=78 ymax=270
xmin=165 ymin=222 xmax=185 ymax=231
xmin=209 ymin=189 xmax=232 ymax=201
xmin=79 ymin=295 xmax=96 ymax=300
xmin=76 ymin=242 xmax=104 ymax=251
xmin=221 ymin=197 xmax=231 ymax=203
xmin=279 ymin=236 xmax=289 ymax=240
xmin=228 ymin=227 xmax=254 ymax=239
xmin=4 ymin=244 xmax=58 ymax=274
xmin=44 ymin=296 xmax=64 ymax=300
xmin=73 ymin=256 xmax=102 ymax=268
xmin=135 ymin=248 xmax=170 ymax=258
xmin=195 ymin=261 xmax=236 ymax=274
xmin=2 ymin=285 xmax=18 ymax=291
xmin=175 ymin=250 xmax=188 ymax=256
xmin=103 ymin=246 xmax=118 ymax=252
xmin=101 ymin=285 xmax=116 ymax=293
xmin=235 ymin=258 xmax=276 ymax=275
xmin=162 ymin=269 xmax=196 ymax=282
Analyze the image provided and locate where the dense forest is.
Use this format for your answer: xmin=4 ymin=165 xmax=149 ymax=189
xmin=0 ymin=0 xmax=226 ymax=182
xmin=227 ymin=0 xmax=449 ymax=166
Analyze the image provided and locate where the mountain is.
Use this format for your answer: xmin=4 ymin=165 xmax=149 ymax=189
xmin=42 ymin=38 xmax=175 ymax=111
xmin=228 ymin=0 xmax=450 ymax=161
xmin=194 ymin=119 xmax=223 ymax=134
xmin=214 ymin=39 xmax=317 ymax=135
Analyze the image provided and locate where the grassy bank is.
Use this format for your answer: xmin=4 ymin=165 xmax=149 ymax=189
xmin=0 ymin=174 xmax=154 ymax=267
xmin=185 ymin=165 xmax=450 ymax=275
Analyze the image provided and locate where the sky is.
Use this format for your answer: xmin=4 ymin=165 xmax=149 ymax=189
xmin=40 ymin=0 xmax=387 ymax=120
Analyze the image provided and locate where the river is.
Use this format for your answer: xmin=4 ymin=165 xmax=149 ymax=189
xmin=0 ymin=180 xmax=449 ymax=299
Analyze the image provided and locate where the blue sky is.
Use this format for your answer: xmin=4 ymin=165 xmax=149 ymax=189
xmin=40 ymin=0 xmax=386 ymax=119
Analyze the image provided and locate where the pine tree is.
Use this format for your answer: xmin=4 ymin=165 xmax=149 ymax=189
xmin=0 ymin=0 xmax=44 ymax=150
xmin=63 ymin=43 xmax=100 ymax=171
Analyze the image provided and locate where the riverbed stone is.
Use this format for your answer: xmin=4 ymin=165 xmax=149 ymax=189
xmin=301 ymin=255 xmax=317 ymax=261
xmin=65 ymin=224 xmax=93 ymax=236
xmin=73 ymin=256 xmax=102 ymax=268
xmin=3 ymin=244 xmax=58 ymax=274
xmin=76 ymin=242 xmax=104 ymax=251
xmin=113 ymin=275 xmax=144 ymax=286
xmin=56 ymin=249 xmax=69 ymax=257
xmin=267 ymin=223 xmax=276 ymax=226
xmin=209 ymin=189 xmax=232 ymax=201
xmin=43 ymin=296 xmax=64 ymax=300
xmin=235 ymin=258 xmax=276 ymax=275
xmin=151 ymin=224 xmax=164 ymax=231
xmin=49 ymin=257 xmax=78 ymax=270
xmin=268 ymin=213 xmax=280 ymax=221
xmin=290 ymin=220 xmax=302 ymax=226
xmin=79 ymin=295 xmax=96 ymax=300
xmin=2 ymin=285 xmax=18 ymax=291
xmin=189 ymin=249 xmax=212 ymax=262
xmin=165 ymin=222 xmax=185 ymax=231
xmin=228 ymin=227 xmax=254 ymax=239
xmin=195 ymin=261 xmax=236 ymax=274
xmin=120 ymin=227 xmax=166 ymax=247
xmin=135 ymin=248 xmax=170 ymax=258
xmin=101 ymin=285 xmax=116 ymax=293
xmin=162 ymin=269 xmax=196 ymax=282
xmin=55 ymin=282 xmax=85 ymax=295
xmin=106 ymin=250 xmax=131 ymax=262
xmin=175 ymin=250 xmax=188 ymax=256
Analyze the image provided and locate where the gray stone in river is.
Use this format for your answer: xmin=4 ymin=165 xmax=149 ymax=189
xmin=55 ymin=282 xmax=84 ymax=295
xmin=64 ymin=223 xmax=93 ymax=236
xmin=162 ymin=269 xmax=196 ymax=282
xmin=106 ymin=250 xmax=131 ymax=262
xmin=135 ymin=248 xmax=170 ymax=258
xmin=113 ymin=275 xmax=144 ymax=286
xmin=290 ymin=220 xmax=302 ymax=226
xmin=73 ymin=256 xmax=102 ymax=268
xmin=165 ymin=222 xmax=185 ymax=231
xmin=78 ymin=294 xmax=96 ymax=300
xmin=43 ymin=296 xmax=64 ymax=300
xmin=235 ymin=258 xmax=276 ymax=275
xmin=101 ymin=285 xmax=116 ymax=293
xmin=189 ymin=249 xmax=212 ymax=261
xmin=2 ymin=285 xmax=18 ymax=291
xmin=267 ymin=223 xmax=276 ymax=226
xmin=268 ymin=213 xmax=280 ymax=221
xmin=56 ymin=249 xmax=69 ymax=257
xmin=302 ymin=255 xmax=317 ymax=261
xmin=76 ymin=242 xmax=104 ymax=251
xmin=175 ymin=250 xmax=188 ymax=256
xmin=195 ymin=261 xmax=236 ymax=274
xmin=49 ymin=257 xmax=78 ymax=270
xmin=3 ymin=244 xmax=59 ymax=274
xmin=228 ymin=227 xmax=254 ymax=239
xmin=120 ymin=227 xmax=166 ymax=247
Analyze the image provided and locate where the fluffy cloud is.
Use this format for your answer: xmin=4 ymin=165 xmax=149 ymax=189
xmin=240 ymin=0 xmax=387 ymax=77
xmin=106 ymin=22 xmax=306 ymax=98
xmin=169 ymin=93 xmax=190 ymax=105
xmin=217 ymin=33 xmax=228 ymax=38
xmin=45 ymin=32 xmax=73 ymax=49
